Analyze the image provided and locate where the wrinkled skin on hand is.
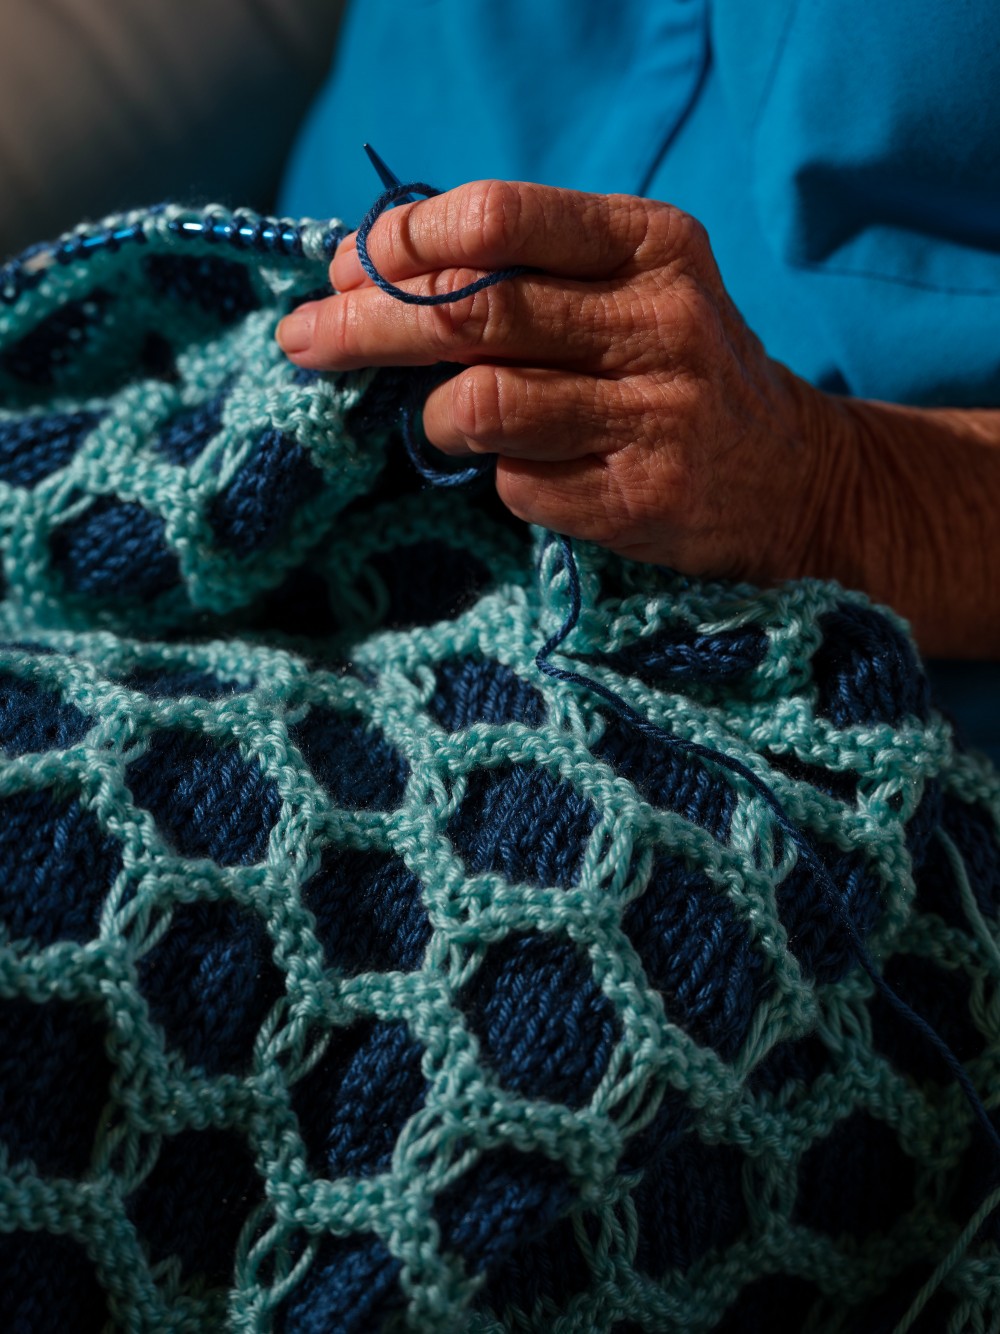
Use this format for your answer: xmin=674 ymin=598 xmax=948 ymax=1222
xmin=275 ymin=180 xmax=852 ymax=585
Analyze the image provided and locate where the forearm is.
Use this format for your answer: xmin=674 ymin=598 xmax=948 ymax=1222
xmin=800 ymin=389 xmax=1000 ymax=658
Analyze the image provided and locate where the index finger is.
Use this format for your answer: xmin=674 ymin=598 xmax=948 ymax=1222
xmin=330 ymin=180 xmax=655 ymax=292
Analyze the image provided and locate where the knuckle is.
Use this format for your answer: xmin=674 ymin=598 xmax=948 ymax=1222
xmin=640 ymin=202 xmax=712 ymax=271
xmin=434 ymin=292 xmax=488 ymax=351
xmin=459 ymin=179 xmax=524 ymax=260
xmin=313 ymin=295 xmax=350 ymax=354
xmin=451 ymin=366 xmax=504 ymax=443
xmin=424 ymin=274 xmax=511 ymax=352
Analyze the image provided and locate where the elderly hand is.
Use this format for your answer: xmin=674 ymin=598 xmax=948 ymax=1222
xmin=276 ymin=180 xmax=844 ymax=583
xmin=276 ymin=180 xmax=1000 ymax=656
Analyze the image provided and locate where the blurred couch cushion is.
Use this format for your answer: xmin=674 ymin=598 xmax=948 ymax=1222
xmin=0 ymin=0 xmax=344 ymax=260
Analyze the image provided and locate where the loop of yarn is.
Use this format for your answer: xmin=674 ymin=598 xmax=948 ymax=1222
xmin=354 ymin=181 xmax=529 ymax=305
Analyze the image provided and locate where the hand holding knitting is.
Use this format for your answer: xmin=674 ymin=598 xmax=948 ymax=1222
xmin=277 ymin=180 xmax=1000 ymax=654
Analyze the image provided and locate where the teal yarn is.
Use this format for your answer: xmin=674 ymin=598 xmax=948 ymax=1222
xmin=0 ymin=202 xmax=999 ymax=1333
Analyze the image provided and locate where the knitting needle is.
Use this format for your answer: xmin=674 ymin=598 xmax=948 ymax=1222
xmin=363 ymin=143 xmax=419 ymax=205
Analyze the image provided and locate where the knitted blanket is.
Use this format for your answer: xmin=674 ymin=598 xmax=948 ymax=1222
xmin=1 ymin=203 xmax=998 ymax=1334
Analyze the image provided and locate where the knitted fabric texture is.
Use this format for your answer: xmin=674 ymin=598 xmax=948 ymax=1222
xmin=0 ymin=204 xmax=999 ymax=1334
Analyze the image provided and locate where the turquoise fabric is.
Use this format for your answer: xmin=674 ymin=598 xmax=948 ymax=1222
xmin=279 ymin=0 xmax=1000 ymax=748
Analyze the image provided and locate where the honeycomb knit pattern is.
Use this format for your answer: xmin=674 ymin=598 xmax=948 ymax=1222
xmin=0 ymin=204 xmax=999 ymax=1334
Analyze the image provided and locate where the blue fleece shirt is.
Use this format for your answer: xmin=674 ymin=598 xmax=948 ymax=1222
xmin=280 ymin=0 xmax=1000 ymax=752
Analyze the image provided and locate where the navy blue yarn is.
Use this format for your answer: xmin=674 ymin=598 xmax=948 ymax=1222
xmin=617 ymin=1084 xmax=691 ymax=1176
xmin=125 ymin=729 xmax=281 ymax=866
xmin=479 ymin=1211 xmax=593 ymax=1315
xmin=457 ymin=931 xmax=619 ymax=1107
xmin=301 ymin=846 xmax=431 ymax=974
xmin=794 ymin=1110 xmax=916 ymax=1240
xmin=746 ymin=1032 xmax=830 ymax=1097
xmin=0 ymin=410 xmax=101 ymax=487
xmin=1 ymin=291 xmax=112 ymax=386
xmin=934 ymin=797 xmax=1000 ymax=922
xmin=433 ymin=1146 xmax=575 ymax=1275
xmin=355 ymin=182 xmax=528 ymax=306
xmin=0 ymin=671 xmax=91 ymax=753
xmin=276 ymin=1233 xmax=402 ymax=1334
xmin=143 ymin=253 xmax=260 ymax=325
xmin=775 ymin=838 xmax=884 ymax=985
xmin=428 ymin=656 xmax=545 ymax=731
xmin=764 ymin=747 xmax=859 ymax=804
xmin=715 ymin=1275 xmax=821 ymax=1334
xmin=138 ymin=331 xmax=179 ymax=383
xmin=50 ymin=497 xmax=181 ymax=600
xmin=812 ymin=603 xmax=930 ymax=727
xmin=870 ymin=953 xmax=985 ymax=1086
xmin=153 ymin=393 xmax=226 ymax=467
xmin=369 ymin=540 xmax=494 ymax=627
xmin=400 ymin=399 xmax=491 ymax=488
xmin=595 ymin=726 xmax=736 ymax=840
xmin=622 ymin=857 xmax=766 ymax=1060
xmin=125 ymin=666 xmax=247 ymax=699
xmin=291 ymin=1019 xmax=427 ymax=1179
xmin=288 ymin=707 xmax=408 ymax=810
xmin=240 ymin=565 xmax=340 ymax=640
xmin=137 ymin=898 xmax=284 ymax=1076
xmin=0 ymin=998 xmax=112 ymax=1177
xmin=359 ymin=156 xmax=1000 ymax=1172
xmin=128 ymin=1126 xmax=263 ymax=1282
xmin=596 ymin=623 xmax=768 ymax=688
xmin=0 ymin=787 xmax=121 ymax=947
xmin=632 ymin=1135 xmax=746 ymax=1275
xmin=0 ymin=1232 xmax=108 ymax=1334
xmin=905 ymin=780 xmax=943 ymax=878
xmin=208 ymin=428 xmax=322 ymax=558
xmin=448 ymin=762 xmax=597 ymax=886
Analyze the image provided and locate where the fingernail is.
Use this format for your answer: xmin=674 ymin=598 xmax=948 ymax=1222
xmin=276 ymin=303 xmax=317 ymax=354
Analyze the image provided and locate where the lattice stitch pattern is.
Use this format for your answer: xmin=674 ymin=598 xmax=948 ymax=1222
xmin=0 ymin=204 xmax=999 ymax=1333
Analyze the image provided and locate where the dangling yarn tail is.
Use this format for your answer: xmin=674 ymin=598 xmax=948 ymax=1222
xmin=892 ymin=1182 xmax=1000 ymax=1334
